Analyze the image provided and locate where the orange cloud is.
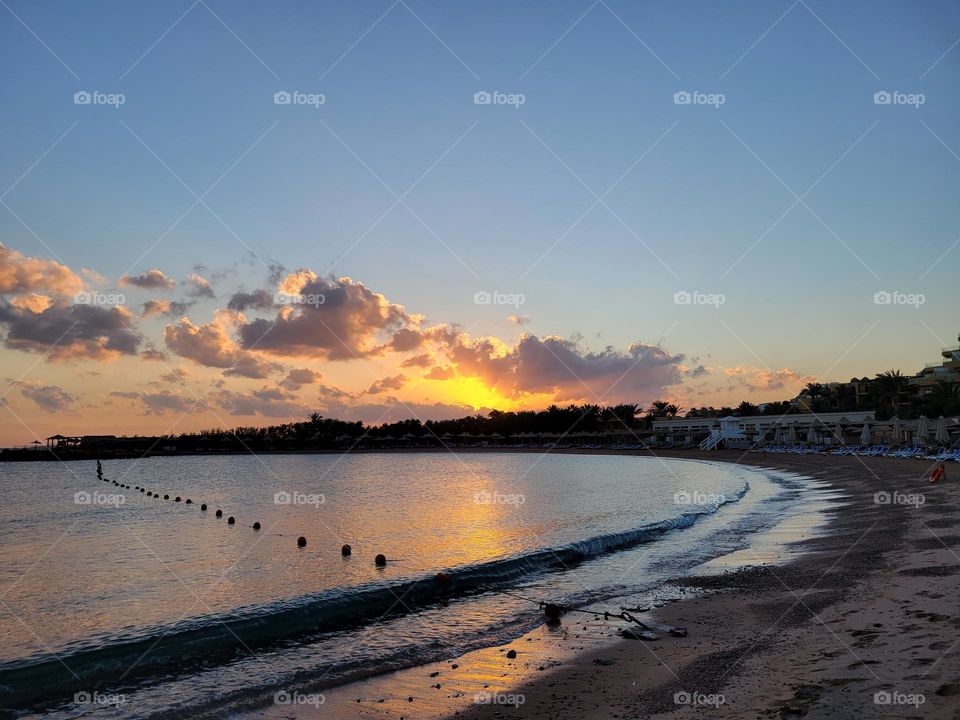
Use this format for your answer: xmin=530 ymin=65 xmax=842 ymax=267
xmin=0 ymin=244 xmax=84 ymax=297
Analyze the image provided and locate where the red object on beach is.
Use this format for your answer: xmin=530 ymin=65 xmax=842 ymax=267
xmin=930 ymin=464 xmax=946 ymax=484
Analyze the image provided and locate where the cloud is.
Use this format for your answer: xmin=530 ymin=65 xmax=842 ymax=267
xmin=237 ymin=275 xmax=413 ymax=360
xmin=0 ymin=299 xmax=141 ymax=361
xmin=159 ymin=368 xmax=187 ymax=384
xmin=0 ymin=244 xmax=85 ymax=297
xmin=366 ymin=373 xmax=407 ymax=395
xmin=401 ymin=353 xmax=433 ymax=368
xmin=507 ymin=314 xmax=530 ymax=325
xmin=10 ymin=293 xmax=54 ymax=313
xmin=227 ymin=289 xmax=275 ymax=312
xmin=141 ymin=344 xmax=168 ymax=361
xmin=142 ymin=299 xmax=192 ymax=318
xmin=185 ymin=273 xmax=215 ymax=299
xmin=111 ymin=389 xmax=205 ymax=415
xmin=216 ymin=386 xmax=309 ymax=417
xmin=685 ymin=364 xmax=709 ymax=378
xmin=163 ymin=313 xmax=279 ymax=378
xmin=119 ymin=269 xmax=174 ymax=290
xmin=15 ymin=381 xmax=76 ymax=412
xmin=721 ymin=366 xmax=816 ymax=393
xmin=279 ymin=367 xmax=323 ymax=390
xmin=449 ymin=334 xmax=685 ymax=403
xmin=425 ymin=365 xmax=455 ymax=380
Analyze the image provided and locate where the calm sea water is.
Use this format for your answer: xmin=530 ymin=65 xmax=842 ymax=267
xmin=0 ymin=452 xmax=830 ymax=718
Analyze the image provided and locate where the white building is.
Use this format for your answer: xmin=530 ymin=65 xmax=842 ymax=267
xmin=651 ymin=411 xmax=877 ymax=450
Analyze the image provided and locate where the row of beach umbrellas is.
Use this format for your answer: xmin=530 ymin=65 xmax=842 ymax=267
xmin=769 ymin=415 xmax=953 ymax=445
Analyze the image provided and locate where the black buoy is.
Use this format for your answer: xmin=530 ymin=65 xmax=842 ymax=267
xmin=435 ymin=572 xmax=451 ymax=590
xmin=341 ymin=544 xmax=352 ymax=556
xmin=164 ymin=494 xmax=169 ymax=500
xmin=175 ymin=496 xmax=181 ymax=502
xmin=375 ymin=553 xmax=387 ymax=567
xmin=297 ymin=536 xmax=307 ymax=547
xmin=216 ymin=509 xmax=223 ymax=517
xmin=252 ymin=522 xmax=261 ymax=530
xmin=185 ymin=499 xmax=192 ymax=504
xmin=140 ymin=488 xmax=145 ymax=493
xmin=227 ymin=516 xmax=235 ymax=525
xmin=542 ymin=603 xmax=563 ymax=622
xmin=201 ymin=504 xmax=207 ymax=511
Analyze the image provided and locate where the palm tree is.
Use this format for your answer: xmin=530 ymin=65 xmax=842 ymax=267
xmin=648 ymin=400 xmax=671 ymax=417
xmin=663 ymin=403 xmax=683 ymax=418
xmin=923 ymin=380 xmax=960 ymax=417
xmin=872 ymin=369 xmax=909 ymax=420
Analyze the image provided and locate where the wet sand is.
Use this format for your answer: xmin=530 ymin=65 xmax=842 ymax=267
xmin=242 ymin=450 xmax=960 ymax=720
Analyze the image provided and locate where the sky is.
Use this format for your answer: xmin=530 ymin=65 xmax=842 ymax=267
xmin=0 ymin=0 xmax=958 ymax=444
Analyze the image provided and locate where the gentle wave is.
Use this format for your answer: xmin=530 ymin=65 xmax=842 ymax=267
xmin=0 ymin=484 xmax=747 ymax=709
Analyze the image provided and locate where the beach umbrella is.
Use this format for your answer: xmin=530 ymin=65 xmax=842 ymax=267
xmin=890 ymin=417 xmax=903 ymax=444
xmin=935 ymin=416 xmax=950 ymax=445
xmin=773 ymin=426 xmax=783 ymax=443
xmin=806 ymin=425 xmax=817 ymax=443
xmin=859 ymin=423 xmax=871 ymax=445
xmin=787 ymin=423 xmax=797 ymax=443
xmin=833 ymin=422 xmax=845 ymax=445
xmin=915 ymin=416 xmax=929 ymax=445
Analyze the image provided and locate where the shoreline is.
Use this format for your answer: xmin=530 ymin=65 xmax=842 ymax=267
xmin=444 ymin=450 xmax=958 ymax=719
xmin=231 ymin=449 xmax=959 ymax=719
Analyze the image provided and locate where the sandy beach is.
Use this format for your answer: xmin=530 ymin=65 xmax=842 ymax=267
xmin=242 ymin=450 xmax=960 ymax=720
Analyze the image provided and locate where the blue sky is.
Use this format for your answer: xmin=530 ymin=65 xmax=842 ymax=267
xmin=0 ymin=0 xmax=958 ymax=440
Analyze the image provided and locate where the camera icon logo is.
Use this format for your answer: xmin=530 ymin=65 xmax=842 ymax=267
xmin=673 ymin=290 xmax=692 ymax=305
xmin=274 ymin=91 xmax=292 ymax=105
xmin=74 ymin=491 xmax=92 ymax=505
xmin=73 ymin=91 xmax=91 ymax=105
xmin=473 ymin=290 xmax=492 ymax=305
xmin=873 ymin=291 xmax=892 ymax=305
xmin=873 ymin=91 xmax=892 ymax=105
xmin=274 ymin=491 xmax=292 ymax=504
xmin=673 ymin=91 xmax=691 ymax=105
xmin=473 ymin=91 xmax=492 ymax=105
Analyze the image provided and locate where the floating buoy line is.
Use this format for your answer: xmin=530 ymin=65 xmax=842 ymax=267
xmin=93 ymin=460 xmax=391 ymax=560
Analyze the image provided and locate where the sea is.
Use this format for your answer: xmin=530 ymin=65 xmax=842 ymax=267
xmin=0 ymin=451 xmax=841 ymax=718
